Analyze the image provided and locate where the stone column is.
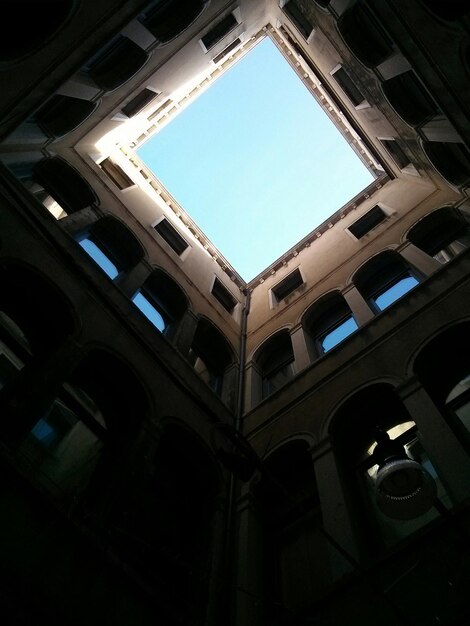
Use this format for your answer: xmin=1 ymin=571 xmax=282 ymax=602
xmin=290 ymin=323 xmax=315 ymax=372
xmin=205 ymin=494 xmax=228 ymax=626
xmin=222 ymin=362 xmax=239 ymax=413
xmin=233 ymin=487 xmax=263 ymax=626
xmin=342 ymin=283 xmax=375 ymax=326
xmin=398 ymin=378 xmax=470 ymax=504
xmin=398 ymin=241 xmax=441 ymax=277
xmin=314 ymin=447 xmax=361 ymax=566
xmin=172 ymin=309 xmax=199 ymax=358
xmin=244 ymin=361 xmax=263 ymax=412
xmin=60 ymin=206 xmax=101 ymax=238
xmin=115 ymin=259 xmax=152 ymax=298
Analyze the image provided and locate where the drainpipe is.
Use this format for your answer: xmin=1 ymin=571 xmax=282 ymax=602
xmin=222 ymin=286 xmax=251 ymax=622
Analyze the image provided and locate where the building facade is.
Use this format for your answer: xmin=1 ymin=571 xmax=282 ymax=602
xmin=1 ymin=1 xmax=470 ymax=625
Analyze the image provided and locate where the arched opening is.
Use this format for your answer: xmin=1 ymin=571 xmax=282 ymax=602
xmin=32 ymin=156 xmax=98 ymax=217
xmin=254 ymin=440 xmax=328 ymax=621
xmin=189 ymin=319 xmax=234 ymax=396
xmin=337 ymin=1 xmax=394 ymax=68
xmin=19 ymin=348 xmax=148 ymax=496
xmin=254 ymin=330 xmax=295 ymax=399
xmin=0 ymin=263 xmax=75 ymax=359
xmin=86 ymin=35 xmax=149 ymax=91
xmin=79 ymin=215 xmax=145 ymax=279
xmin=414 ymin=322 xmax=470 ymax=453
xmin=34 ymin=95 xmax=99 ymax=138
xmin=421 ymin=140 xmax=470 ymax=187
xmin=382 ymin=71 xmax=439 ymax=127
xmin=407 ymin=206 xmax=470 ymax=264
xmin=132 ymin=268 xmax=188 ymax=336
xmin=330 ymin=384 xmax=448 ymax=550
xmin=303 ymin=291 xmax=358 ymax=356
xmin=139 ymin=0 xmax=208 ymax=45
xmin=0 ymin=1 xmax=76 ymax=63
xmin=352 ymin=251 xmax=419 ymax=312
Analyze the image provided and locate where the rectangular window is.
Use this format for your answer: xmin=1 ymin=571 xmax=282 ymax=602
xmin=153 ymin=218 xmax=189 ymax=255
xmin=380 ymin=139 xmax=411 ymax=170
xmin=122 ymin=88 xmax=159 ymax=118
xmin=211 ymin=277 xmax=238 ymax=313
xmin=201 ymin=13 xmax=238 ymax=50
xmin=331 ymin=66 xmax=366 ymax=107
xmin=348 ymin=205 xmax=387 ymax=239
xmin=213 ymin=38 xmax=242 ymax=64
xmin=272 ymin=268 xmax=304 ymax=301
xmin=282 ymin=1 xmax=315 ymax=39
xmin=99 ymin=158 xmax=135 ymax=190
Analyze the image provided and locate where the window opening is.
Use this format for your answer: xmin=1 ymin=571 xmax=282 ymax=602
xmin=282 ymin=0 xmax=315 ymax=39
xmin=201 ymin=12 xmax=238 ymax=50
xmin=320 ymin=315 xmax=358 ymax=352
xmin=380 ymin=139 xmax=411 ymax=170
xmin=348 ymin=205 xmax=387 ymax=238
xmin=213 ymin=38 xmax=242 ymax=64
xmin=331 ymin=66 xmax=366 ymax=107
xmin=373 ymin=275 xmax=418 ymax=310
xmin=122 ymin=88 xmax=159 ymax=118
xmin=132 ymin=291 xmax=167 ymax=332
xmin=211 ymin=277 xmax=237 ymax=313
xmin=272 ymin=269 xmax=304 ymax=302
xmin=79 ymin=238 xmax=119 ymax=279
xmin=99 ymin=157 xmax=135 ymax=190
xmin=153 ymin=218 xmax=189 ymax=255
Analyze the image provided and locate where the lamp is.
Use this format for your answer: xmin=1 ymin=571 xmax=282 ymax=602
xmin=373 ymin=428 xmax=437 ymax=520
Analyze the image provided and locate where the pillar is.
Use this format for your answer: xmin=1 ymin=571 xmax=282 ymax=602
xmin=61 ymin=206 xmax=101 ymax=238
xmin=342 ymin=283 xmax=375 ymax=325
xmin=115 ymin=259 xmax=152 ymax=298
xmin=172 ymin=309 xmax=198 ymax=358
xmin=398 ymin=241 xmax=441 ymax=277
xmin=244 ymin=361 xmax=263 ymax=411
xmin=290 ymin=323 xmax=315 ymax=371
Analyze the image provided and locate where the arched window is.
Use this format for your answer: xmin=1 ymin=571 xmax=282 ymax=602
xmin=407 ymin=207 xmax=470 ymax=263
xmin=78 ymin=216 xmax=145 ymax=280
xmin=0 ymin=1 xmax=76 ymax=63
xmin=33 ymin=156 xmax=99 ymax=217
xmin=132 ymin=269 xmax=188 ymax=336
xmin=139 ymin=0 xmax=208 ymax=45
xmin=330 ymin=384 xmax=449 ymax=550
xmin=34 ymin=95 xmax=99 ymax=138
xmin=382 ymin=71 xmax=439 ymax=127
xmin=189 ymin=319 xmax=234 ymax=396
xmin=421 ymin=140 xmax=470 ymax=187
xmin=254 ymin=330 xmax=295 ymax=398
xmin=85 ymin=35 xmax=149 ymax=91
xmin=303 ymin=292 xmax=358 ymax=355
xmin=254 ymin=440 xmax=329 ymax=620
xmin=337 ymin=1 xmax=394 ymax=68
xmin=352 ymin=251 xmax=419 ymax=312
xmin=414 ymin=322 xmax=470 ymax=453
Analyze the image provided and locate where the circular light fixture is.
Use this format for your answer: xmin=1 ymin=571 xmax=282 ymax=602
xmin=373 ymin=429 xmax=437 ymax=520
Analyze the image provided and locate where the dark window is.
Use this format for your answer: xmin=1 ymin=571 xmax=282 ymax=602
xmin=35 ymin=95 xmax=98 ymax=138
xmin=338 ymin=1 xmax=394 ymax=68
xmin=153 ymin=218 xmax=189 ymax=255
xmin=332 ymin=67 xmax=365 ymax=107
xmin=255 ymin=331 xmax=295 ymax=398
xmin=139 ymin=0 xmax=207 ymax=44
xmin=283 ymin=1 xmax=315 ymax=39
xmin=201 ymin=13 xmax=238 ymax=50
xmin=407 ymin=207 xmax=470 ymax=263
xmin=122 ymin=88 xmax=159 ymax=118
xmin=304 ymin=292 xmax=357 ymax=355
xmin=87 ymin=36 xmax=148 ymax=91
xmin=382 ymin=71 xmax=438 ymax=127
xmin=211 ymin=278 xmax=238 ymax=313
xmin=348 ymin=206 xmax=387 ymax=238
xmin=272 ymin=269 xmax=304 ymax=301
xmin=380 ymin=139 xmax=411 ymax=170
xmin=100 ymin=158 xmax=134 ymax=190
xmin=213 ymin=39 xmax=242 ymax=64
xmin=421 ymin=141 xmax=470 ymax=187
xmin=421 ymin=1 xmax=470 ymax=21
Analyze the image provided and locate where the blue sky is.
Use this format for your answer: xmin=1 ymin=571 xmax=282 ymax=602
xmin=138 ymin=37 xmax=374 ymax=281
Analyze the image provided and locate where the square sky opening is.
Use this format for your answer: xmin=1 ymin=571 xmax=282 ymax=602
xmin=137 ymin=36 xmax=375 ymax=282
